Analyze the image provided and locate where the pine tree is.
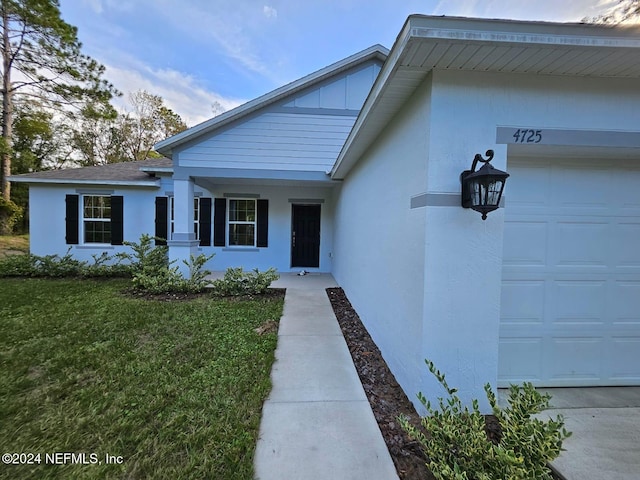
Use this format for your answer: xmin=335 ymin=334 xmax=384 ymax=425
xmin=0 ymin=0 xmax=117 ymax=233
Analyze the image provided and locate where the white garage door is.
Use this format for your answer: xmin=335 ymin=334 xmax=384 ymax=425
xmin=499 ymin=156 xmax=640 ymax=387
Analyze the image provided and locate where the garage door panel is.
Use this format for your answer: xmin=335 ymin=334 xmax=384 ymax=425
xmin=612 ymin=281 xmax=640 ymax=321
xmin=551 ymin=280 xmax=606 ymax=322
xmin=552 ymin=222 xmax=610 ymax=267
xmin=498 ymin=338 xmax=543 ymax=383
xmin=505 ymin=163 xmax=551 ymax=209
xmin=500 ymin=280 xmax=545 ymax=323
xmin=555 ymin=166 xmax=611 ymax=211
xmin=502 ymin=221 xmax=548 ymax=266
xmin=500 ymin=157 xmax=640 ymax=387
xmin=614 ymin=223 xmax=640 ymax=266
xmin=614 ymin=169 xmax=640 ymax=212
xmin=548 ymin=337 xmax=604 ymax=383
xmin=609 ymin=337 xmax=640 ymax=381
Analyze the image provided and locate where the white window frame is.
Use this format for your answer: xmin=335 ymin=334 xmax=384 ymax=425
xmin=169 ymin=197 xmax=200 ymax=240
xmin=82 ymin=194 xmax=112 ymax=244
xmin=227 ymin=198 xmax=256 ymax=247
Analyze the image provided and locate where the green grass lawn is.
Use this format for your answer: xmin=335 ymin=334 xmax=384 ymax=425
xmin=0 ymin=279 xmax=284 ymax=480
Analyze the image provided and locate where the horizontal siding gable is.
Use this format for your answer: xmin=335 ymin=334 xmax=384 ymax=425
xmin=176 ymin=58 xmax=383 ymax=173
xmin=179 ymin=112 xmax=357 ymax=172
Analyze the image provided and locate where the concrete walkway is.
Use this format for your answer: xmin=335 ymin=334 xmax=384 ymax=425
xmin=538 ymin=387 xmax=640 ymax=480
xmin=254 ymin=273 xmax=398 ymax=480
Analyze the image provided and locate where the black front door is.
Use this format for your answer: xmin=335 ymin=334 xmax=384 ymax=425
xmin=291 ymin=204 xmax=321 ymax=268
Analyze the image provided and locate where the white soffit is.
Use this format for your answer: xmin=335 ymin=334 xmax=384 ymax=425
xmin=332 ymin=15 xmax=640 ymax=179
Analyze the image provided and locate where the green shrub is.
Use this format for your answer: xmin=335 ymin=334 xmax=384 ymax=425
xmin=399 ymin=360 xmax=571 ymax=480
xmin=118 ymin=234 xmax=169 ymax=274
xmin=0 ymin=252 xmax=39 ymax=276
xmin=35 ymin=250 xmax=87 ymax=277
xmin=0 ymin=249 xmax=131 ymax=278
xmin=0 ymin=234 xmax=213 ymax=293
xmin=211 ymin=267 xmax=279 ymax=296
xmin=130 ymin=253 xmax=215 ymax=294
xmin=84 ymin=252 xmax=132 ymax=278
xmin=0 ymin=197 xmax=23 ymax=233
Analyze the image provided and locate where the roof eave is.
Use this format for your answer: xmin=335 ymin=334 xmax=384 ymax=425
xmin=331 ymin=15 xmax=640 ymax=180
xmin=8 ymin=177 xmax=161 ymax=188
xmin=155 ymin=45 xmax=389 ymax=155
xmin=139 ymin=166 xmax=174 ymax=174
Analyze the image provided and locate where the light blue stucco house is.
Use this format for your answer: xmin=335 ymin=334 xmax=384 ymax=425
xmin=12 ymin=15 xmax=640 ymax=408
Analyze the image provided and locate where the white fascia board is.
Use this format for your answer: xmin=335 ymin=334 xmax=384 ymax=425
xmin=330 ymin=15 xmax=640 ymax=180
xmin=154 ymin=45 xmax=389 ymax=155
xmin=408 ymin=15 xmax=640 ymax=49
xmin=7 ymin=177 xmax=161 ymax=188
xmin=139 ymin=166 xmax=174 ymax=173
xmin=331 ymin=21 xmax=413 ymax=179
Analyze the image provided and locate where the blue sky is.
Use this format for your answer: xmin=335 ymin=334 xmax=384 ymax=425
xmin=59 ymin=0 xmax=614 ymax=126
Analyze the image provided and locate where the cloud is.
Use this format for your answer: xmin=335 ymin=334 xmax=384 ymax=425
xmin=263 ymin=5 xmax=278 ymax=18
xmin=81 ymin=0 xmax=134 ymax=14
xmin=137 ymin=1 xmax=288 ymax=86
xmin=103 ymin=58 xmax=245 ymax=127
xmin=82 ymin=0 xmax=103 ymax=14
xmin=432 ymin=0 xmax=607 ymax=21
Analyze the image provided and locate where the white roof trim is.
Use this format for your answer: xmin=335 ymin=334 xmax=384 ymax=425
xmin=154 ymin=45 xmax=389 ymax=156
xmin=7 ymin=177 xmax=161 ymax=187
xmin=139 ymin=166 xmax=173 ymax=173
xmin=331 ymin=15 xmax=640 ymax=179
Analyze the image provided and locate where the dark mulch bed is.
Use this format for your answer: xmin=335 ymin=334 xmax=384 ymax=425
xmin=327 ymin=287 xmax=433 ymax=480
xmin=327 ymin=287 xmax=561 ymax=480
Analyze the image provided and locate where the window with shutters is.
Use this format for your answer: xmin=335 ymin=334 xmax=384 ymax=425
xmin=83 ymin=195 xmax=112 ymax=244
xmin=228 ymin=199 xmax=256 ymax=246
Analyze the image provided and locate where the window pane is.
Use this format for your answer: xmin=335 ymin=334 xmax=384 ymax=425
xmin=229 ymin=199 xmax=255 ymax=222
xmin=229 ymin=224 xmax=255 ymax=246
xmin=83 ymin=196 xmax=111 ymax=219
xmin=84 ymin=221 xmax=111 ymax=243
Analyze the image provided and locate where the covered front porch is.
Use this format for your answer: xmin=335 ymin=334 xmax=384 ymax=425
xmin=167 ymin=170 xmax=340 ymax=276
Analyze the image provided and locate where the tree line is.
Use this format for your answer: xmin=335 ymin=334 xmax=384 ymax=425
xmin=0 ymin=0 xmax=190 ymax=234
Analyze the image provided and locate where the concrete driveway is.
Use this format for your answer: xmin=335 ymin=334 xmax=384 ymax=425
xmin=536 ymin=387 xmax=640 ymax=480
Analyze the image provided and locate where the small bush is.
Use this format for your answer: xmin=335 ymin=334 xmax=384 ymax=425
xmin=0 ymin=234 xmax=213 ymax=293
xmin=0 ymin=249 xmax=131 ymax=278
xmin=0 ymin=197 xmax=23 ymax=233
xmin=211 ymin=267 xmax=279 ymax=296
xmin=130 ymin=253 xmax=215 ymax=294
xmin=0 ymin=252 xmax=40 ymax=276
xmin=118 ymin=234 xmax=169 ymax=274
xmin=36 ymin=250 xmax=87 ymax=277
xmin=399 ymin=360 xmax=571 ymax=480
xmin=84 ymin=252 xmax=133 ymax=278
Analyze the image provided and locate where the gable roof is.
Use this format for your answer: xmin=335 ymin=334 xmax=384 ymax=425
xmin=155 ymin=44 xmax=389 ymax=157
xmin=331 ymin=15 xmax=640 ymax=179
xmin=8 ymin=158 xmax=171 ymax=187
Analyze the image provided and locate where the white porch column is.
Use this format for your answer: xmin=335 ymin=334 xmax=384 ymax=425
xmin=168 ymin=178 xmax=199 ymax=277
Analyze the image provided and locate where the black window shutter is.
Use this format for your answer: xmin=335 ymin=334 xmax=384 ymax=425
xmin=256 ymin=199 xmax=268 ymax=248
xmin=213 ymin=198 xmax=226 ymax=247
xmin=155 ymin=197 xmax=168 ymax=246
xmin=65 ymin=194 xmax=79 ymax=245
xmin=110 ymin=196 xmax=124 ymax=245
xmin=199 ymin=198 xmax=212 ymax=246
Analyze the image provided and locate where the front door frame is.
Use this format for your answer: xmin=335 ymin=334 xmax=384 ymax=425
xmin=290 ymin=204 xmax=321 ymax=268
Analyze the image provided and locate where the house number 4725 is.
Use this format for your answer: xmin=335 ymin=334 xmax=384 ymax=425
xmin=512 ymin=129 xmax=542 ymax=143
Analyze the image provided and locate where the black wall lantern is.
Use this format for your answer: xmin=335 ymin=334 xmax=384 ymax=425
xmin=460 ymin=150 xmax=509 ymax=220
